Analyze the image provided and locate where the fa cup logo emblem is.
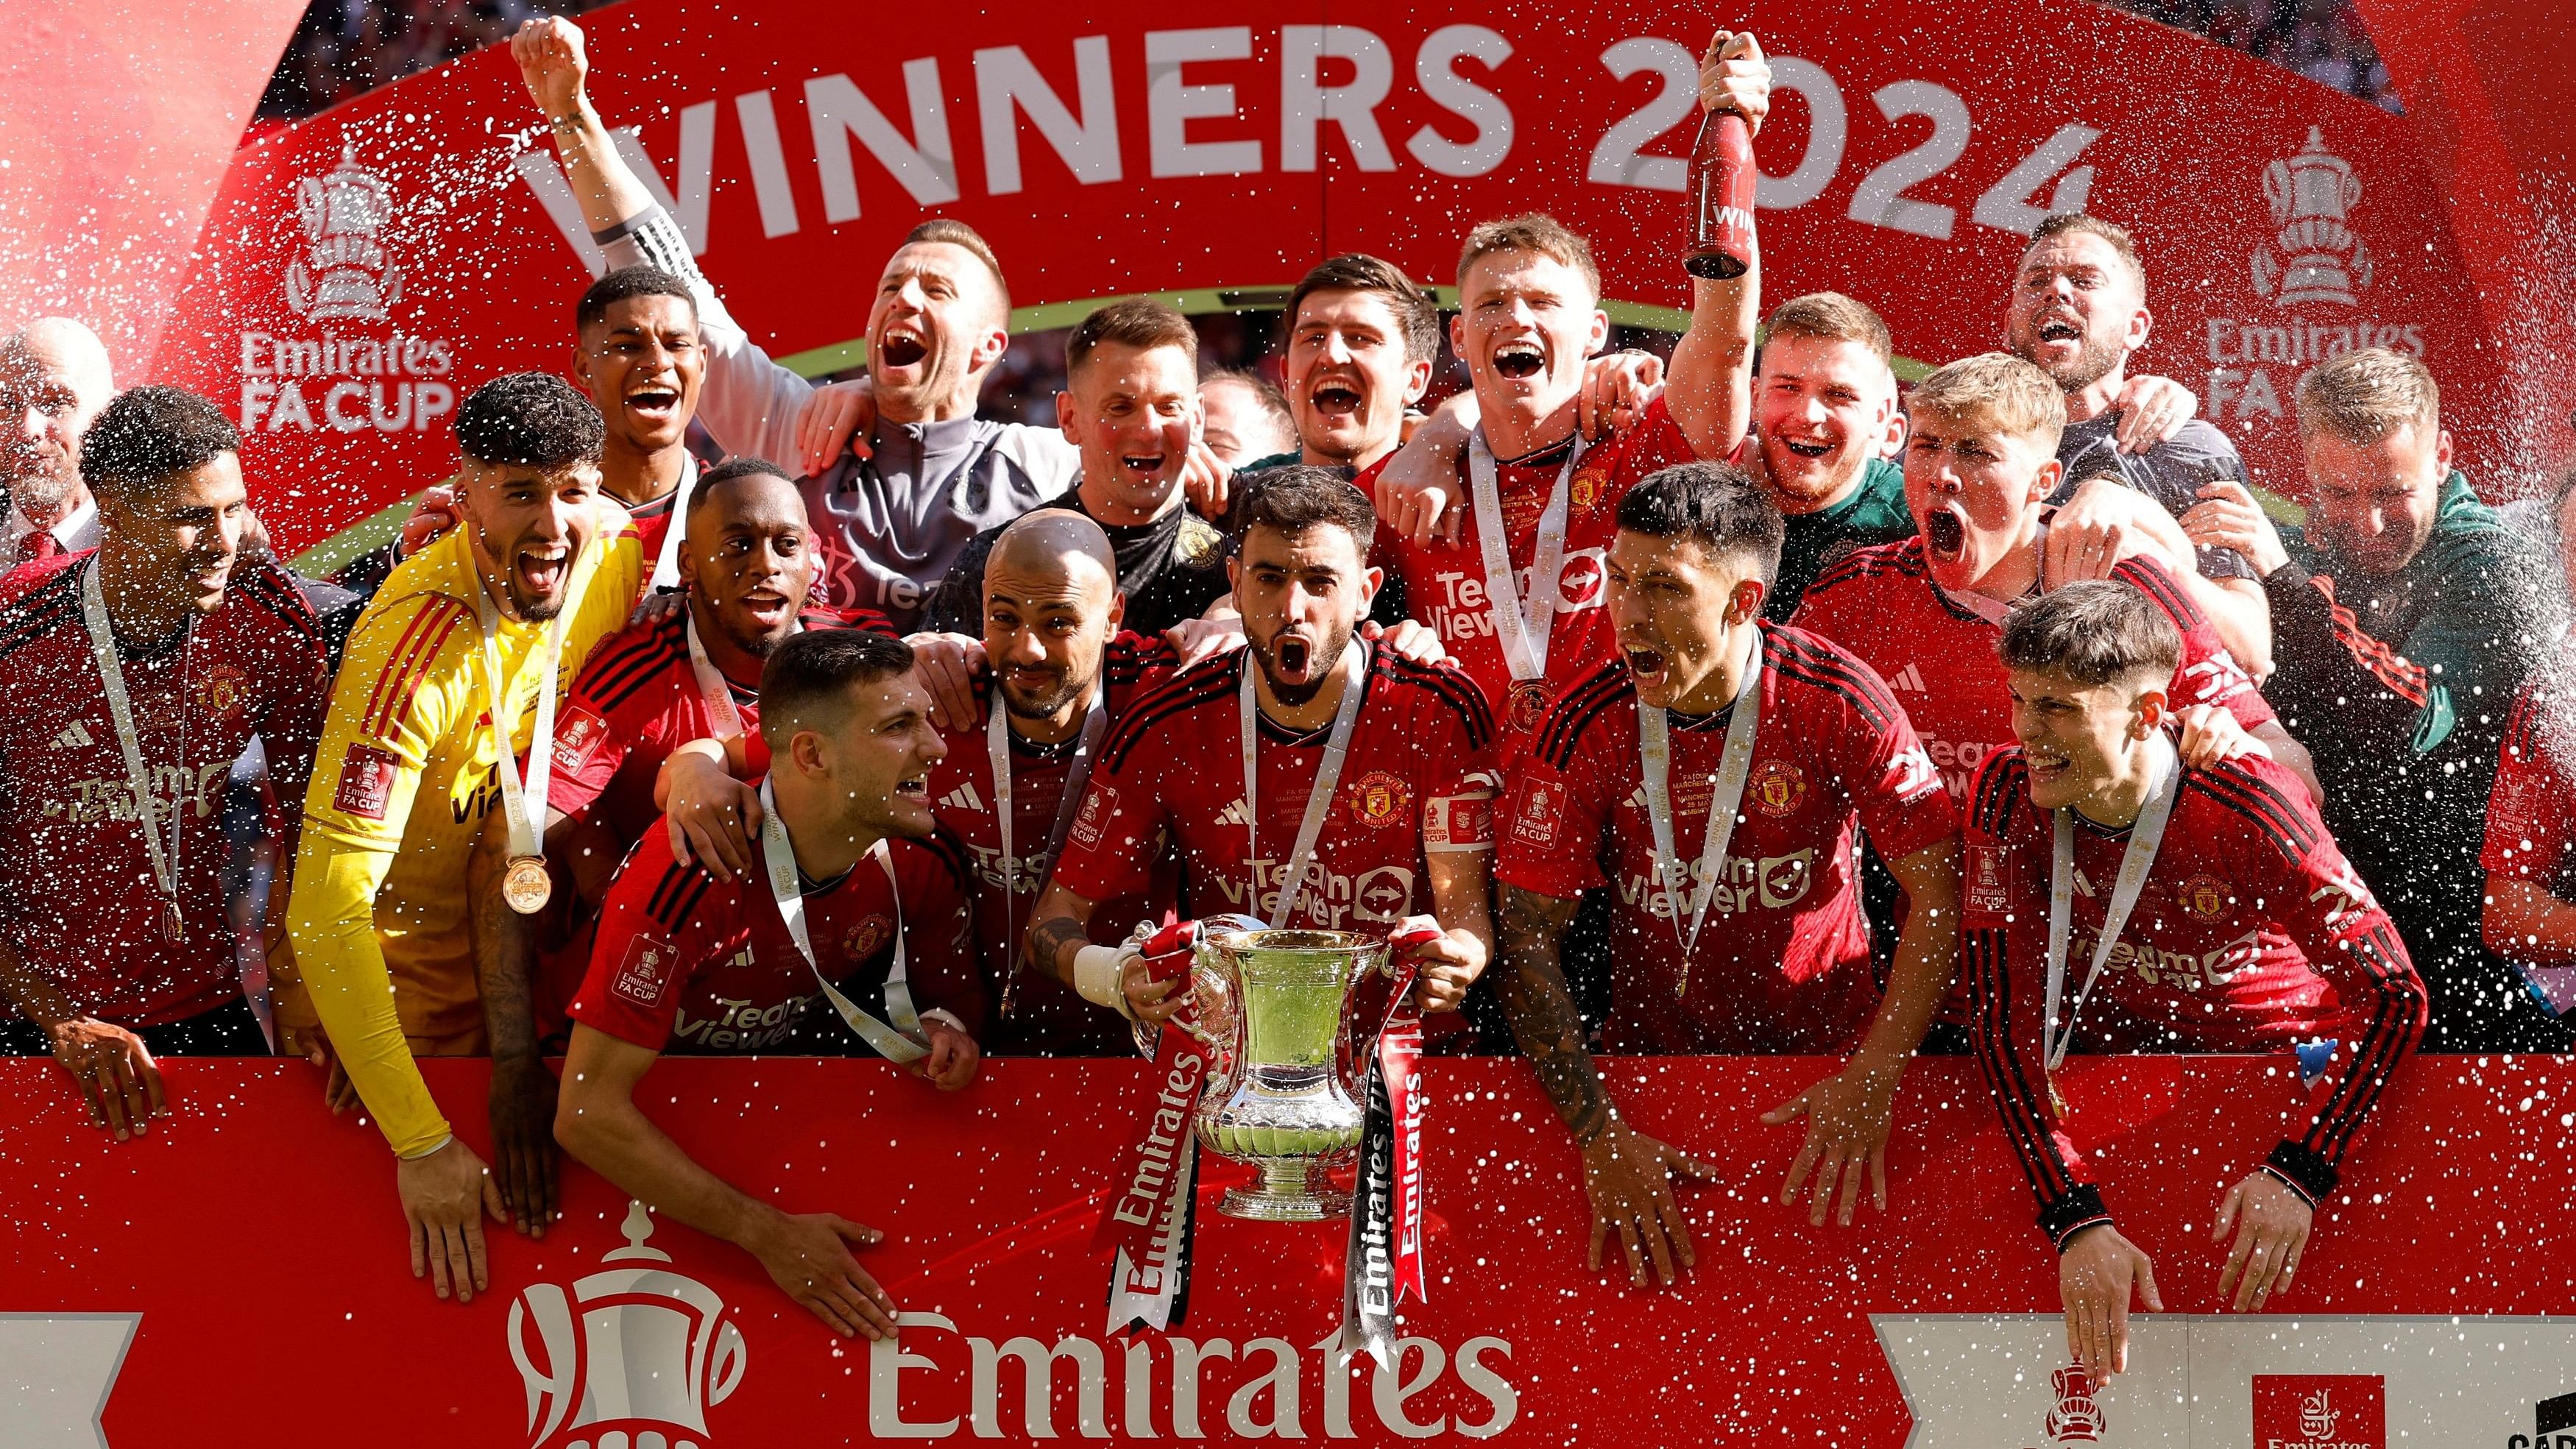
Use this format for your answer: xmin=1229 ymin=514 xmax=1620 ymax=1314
xmin=2252 ymin=127 xmax=2371 ymax=309
xmin=508 ymin=1201 xmax=749 ymax=1448
xmin=284 ymin=141 xmax=404 ymax=324
xmin=2045 ymin=1364 xmax=2105 ymax=1442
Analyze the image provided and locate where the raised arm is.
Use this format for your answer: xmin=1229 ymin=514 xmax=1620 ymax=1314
xmin=512 ymin=15 xmax=809 ymax=466
xmin=1662 ymin=31 xmax=1769 ymax=463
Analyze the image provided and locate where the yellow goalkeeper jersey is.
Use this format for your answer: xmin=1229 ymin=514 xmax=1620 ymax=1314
xmin=284 ymin=509 xmax=640 ymax=1156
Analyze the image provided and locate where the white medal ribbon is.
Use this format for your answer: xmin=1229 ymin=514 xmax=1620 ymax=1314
xmin=1466 ymin=429 xmax=1585 ymax=684
xmin=757 ymin=779 xmax=929 ymax=1063
xmin=1239 ymin=642 xmax=1371 ymax=929
xmin=989 ymin=690 xmax=1109 ymax=1002
xmin=683 ymin=611 xmax=749 ymax=746
xmin=647 ymin=452 xmax=699 ymax=592
xmin=2044 ymin=732 xmax=2180 ymax=1072
xmin=78 ymin=561 xmax=185 ymax=938
xmin=1636 ymin=627 xmax=1765 ymax=963
xmin=473 ymin=530 xmax=604 ymax=860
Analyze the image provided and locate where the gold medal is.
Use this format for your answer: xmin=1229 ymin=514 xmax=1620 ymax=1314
xmin=502 ymin=854 xmax=553 ymax=915
xmin=1506 ymin=678 xmax=1551 ymax=736
xmin=158 ymin=898 xmax=185 ymax=943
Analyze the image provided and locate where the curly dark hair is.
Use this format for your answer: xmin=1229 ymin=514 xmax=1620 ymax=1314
xmin=454 ymin=372 xmax=604 ymax=470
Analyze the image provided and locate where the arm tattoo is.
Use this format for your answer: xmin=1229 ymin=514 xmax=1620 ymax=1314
xmin=1028 ymin=915 xmax=1094 ymax=986
xmin=470 ymin=823 xmax=539 ymax=1060
xmin=1490 ymin=886 xmax=1614 ymax=1144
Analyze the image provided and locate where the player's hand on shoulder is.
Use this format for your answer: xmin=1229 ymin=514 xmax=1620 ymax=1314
xmin=903 ymin=631 xmax=986 ymax=732
xmin=2110 ymin=372 xmax=2198 ymax=453
xmin=44 ymin=1016 xmax=166 ymax=1141
xmin=1166 ymin=614 xmax=1245 ymax=670
xmin=2181 ymin=479 xmax=2293 ymax=578
xmin=2176 ymin=704 xmax=2268 ymax=770
xmin=1578 ymin=1121 xmax=1717 ymax=1288
xmin=1168 ymin=405 xmax=1233 ymax=520
xmin=1579 ymin=351 xmax=1665 ymax=442
xmin=664 ymin=747 xmax=762 ymax=882
xmin=395 ymin=484 xmax=459 ymax=562
xmin=797 ymin=379 xmax=878 ymax=476
xmin=510 ymin=15 xmax=589 ymax=116
xmin=1376 ymin=400 xmax=1472 ymax=548
xmin=629 ymin=586 xmax=688 ymax=629
xmin=1357 ymin=617 xmax=1454 ymax=669
xmin=2045 ymin=477 xmax=2193 ymax=583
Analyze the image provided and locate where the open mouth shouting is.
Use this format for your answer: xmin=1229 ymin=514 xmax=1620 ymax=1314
xmin=623 ymin=380 xmax=683 ymax=431
xmin=1624 ymin=643 xmax=1670 ymax=694
xmin=1490 ymin=339 xmax=1546 ymax=380
xmin=737 ymin=587 xmax=793 ymax=633
xmin=1116 ymin=448 xmax=1168 ymax=482
xmin=1925 ymin=506 xmax=1967 ymax=564
xmin=515 ymin=541 xmax=573 ymax=606
xmin=2023 ymin=741 xmax=2075 ymax=800
xmin=877 ymin=322 xmax=930 ymax=372
xmin=1774 ymin=433 xmax=1835 ymax=462
xmin=1273 ymin=632 xmax=1312 ymax=681
xmin=1307 ymin=373 xmax=1366 ymax=422
xmin=892 ymin=768 xmax=933 ymax=813
xmin=2034 ymin=314 xmax=2083 ymax=350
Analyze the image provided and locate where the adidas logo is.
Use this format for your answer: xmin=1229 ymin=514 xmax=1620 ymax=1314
xmin=52 ymin=720 xmax=93 ymax=750
xmin=1888 ymin=662 xmax=1928 ymax=692
xmin=938 ymin=782 xmax=986 ymax=813
xmin=1214 ymin=798 xmax=1251 ymax=827
xmin=1624 ymin=784 xmax=1650 ymax=812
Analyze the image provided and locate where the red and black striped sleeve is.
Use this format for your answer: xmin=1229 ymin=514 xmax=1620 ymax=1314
xmin=567 ymin=824 xmax=730 ymax=1051
xmin=1959 ymin=748 xmax=2112 ymax=1250
xmin=2193 ymin=758 xmax=2426 ymax=1205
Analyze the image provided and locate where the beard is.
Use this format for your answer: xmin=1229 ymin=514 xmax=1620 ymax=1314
xmin=5 ymin=456 xmax=81 ymax=520
xmin=1001 ymin=663 xmax=1094 ymax=720
xmin=2023 ymin=327 xmax=2127 ymax=394
xmin=1249 ymin=620 xmax=1354 ymax=708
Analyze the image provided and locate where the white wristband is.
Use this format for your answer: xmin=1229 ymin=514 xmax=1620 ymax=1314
xmin=1074 ymin=943 xmax=1138 ymax=1018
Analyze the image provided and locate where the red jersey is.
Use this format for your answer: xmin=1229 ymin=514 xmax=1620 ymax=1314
xmin=1496 ymin=625 xmax=1956 ymax=1054
xmin=1055 ymin=645 xmax=1498 ymax=938
xmin=1960 ymin=746 xmax=2425 ymax=1247
xmin=927 ymin=632 xmax=1181 ymax=1056
xmin=1361 ymin=397 xmax=1699 ymax=754
xmin=0 ymin=552 xmax=328 ymax=1026
xmin=1794 ymin=543 xmax=2274 ymax=800
xmin=549 ymin=604 xmax=891 ymax=844
xmin=570 ymin=812 xmax=986 ymax=1055
xmin=2484 ymin=676 xmax=2576 ymax=893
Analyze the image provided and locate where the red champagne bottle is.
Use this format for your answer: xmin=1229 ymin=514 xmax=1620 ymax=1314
xmin=1685 ymin=107 xmax=1756 ymax=280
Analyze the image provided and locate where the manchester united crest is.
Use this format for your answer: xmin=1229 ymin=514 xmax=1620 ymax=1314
xmin=189 ymin=662 xmax=249 ymax=722
xmin=843 ymin=915 xmax=894 ymax=960
xmin=1347 ymin=770 xmax=1412 ymax=829
xmin=2177 ymin=872 xmax=2234 ymax=924
xmin=1750 ymin=759 xmax=1806 ymax=818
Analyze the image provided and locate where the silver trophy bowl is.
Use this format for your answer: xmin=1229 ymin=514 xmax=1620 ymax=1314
xmin=1186 ymin=922 xmax=1391 ymax=1221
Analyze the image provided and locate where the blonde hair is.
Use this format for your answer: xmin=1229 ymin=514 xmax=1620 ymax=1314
xmin=1906 ymin=351 xmax=2067 ymax=453
xmin=1456 ymin=213 xmax=1600 ymax=299
xmin=1764 ymin=291 xmax=1892 ymax=364
xmin=2298 ymin=347 xmax=2439 ymax=443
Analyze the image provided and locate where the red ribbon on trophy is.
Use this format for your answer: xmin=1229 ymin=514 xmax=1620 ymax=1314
xmin=1095 ymin=919 xmax=1208 ymax=1334
xmin=1340 ymin=921 xmax=1439 ymax=1370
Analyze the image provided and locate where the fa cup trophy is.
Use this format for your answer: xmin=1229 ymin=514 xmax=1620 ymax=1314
xmin=1097 ymin=915 xmax=1432 ymax=1356
xmin=1186 ymin=918 xmax=1394 ymax=1219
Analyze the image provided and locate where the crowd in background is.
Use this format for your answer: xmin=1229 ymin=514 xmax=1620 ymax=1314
xmin=249 ymin=0 xmax=2405 ymax=136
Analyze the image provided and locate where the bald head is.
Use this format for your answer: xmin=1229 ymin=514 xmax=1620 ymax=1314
xmin=1 ymin=318 xmax=116 ymax=523
xmin=983 ymin=509 xmax=1125 ymax=726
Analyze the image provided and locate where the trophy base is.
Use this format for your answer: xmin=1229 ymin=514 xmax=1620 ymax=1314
xmin=1218 ymin=1160 xmax=1350 ymax=1221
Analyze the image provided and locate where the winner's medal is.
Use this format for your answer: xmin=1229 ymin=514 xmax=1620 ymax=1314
xmin=1467 ymin=428 xmax=1585 ymax=734
xmin=1505 ymin=677 xmax=1551 ymax=737
xmin=502 ymin=855 xmax=553 ymax=915
xmin=473 ymin=522 xmax=602 ymax=916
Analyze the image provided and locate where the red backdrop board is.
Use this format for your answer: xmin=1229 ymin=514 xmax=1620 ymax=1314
xmin=4 ymin=1057 xmax=2575 ymax=1445
xmin=143 ymin=0 xmax=2508 ymax=561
